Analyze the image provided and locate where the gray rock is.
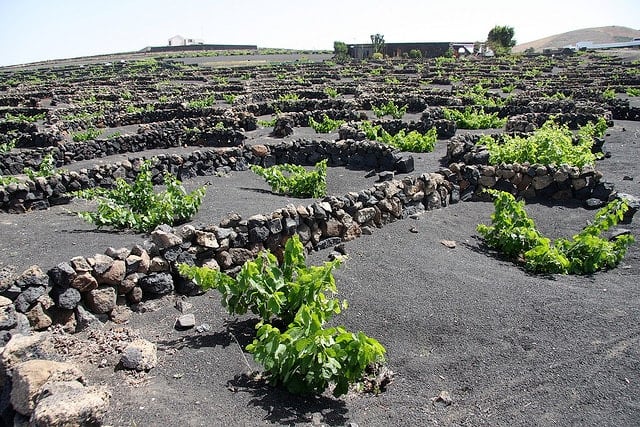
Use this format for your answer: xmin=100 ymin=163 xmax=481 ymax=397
xmin=14 ymin=286 xmax=46 ymax=313
xmin=0 ymin=304 xmax=18 ymax=330
xmin=14 ymin=266 xmax=49 ymax=289
xmin=54 ymin=287 xmax=81 ymax=310
xmin=175 ymin=313 xmax=196 ymax=329
xmin=584 ymin=198 xmax=606 ymax=209
xmin=316 ymin=237 xmax=342 ymax=251
xmin=25 ymin=304 xmax=52 ymax=331
xmin=249 ymin=226 xmax=270 ymax=243
xmin=138 ymin=273 xmax=174 ymax=296
xmin=89 ymin=254 xmax=114 ymax=276
xmin=394 ymin=156 xmax=414 ymax=173
xmin=47 ymin=262 xmax=76 ymax=288
xmin=104 ymin=247 xmax=130 ymax=260
xmin=69 ymin=256 xmax=92 ymax=273
xmin=30 ymin=384 xmax=110 ymax=427
xmin=109 ymin=305 xmax=132 ymax=324
xmin=151 ymin=228 xmax=182 ymax=250
xmin=194 ymin=230 xmax=219 ymax=249
xmin=75 ymin=304 xmax=102 ymax=332
xmin=0 ymin=265 xmax=17 ymax=292
xmin=120 ymin=339 xmax=157 ymax=371
xmin=377 ymin=171 xmax=395 ymax=182
xmin=354 ymin=207 xmax=377 ymax=224
xmin=69 ymin=272 xmax=98 ymax=292
xmin=95 ymin=259 xmax=126 ymax=286
xmin=229 ymin=248 xmax=254 ymax=266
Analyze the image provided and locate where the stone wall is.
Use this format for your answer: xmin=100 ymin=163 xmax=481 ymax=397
xmin=0 ymin=171 xmax=453 ymax=340
xmin=0 ymin=139 xmax=415 ymax=213
xmin=0 ymin=113 xmax=257 ymax=175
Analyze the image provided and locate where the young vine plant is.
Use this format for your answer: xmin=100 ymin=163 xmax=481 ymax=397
xmin=251 ymin=159 xmax=327 ymax=198
xmin=443 ymin=107 xmax=506 ymax=129
xmin=478 ymin=118 xmax=605 ymax=168
xmin=179 ymin=235 xmax=386 ymax=396
xmin=308 ymin=114 xmax=345 ymax=133
xmin=72 ymin=159 xmax=206 ymax=232
xmin=359 ymin=121 xmax=437 ymax=152
xmin=477 ymin=190 xmax=635 ymax=274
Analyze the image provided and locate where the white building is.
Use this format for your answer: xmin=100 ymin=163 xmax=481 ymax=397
xmin=168 ymin=35 xmax=204 ymax=46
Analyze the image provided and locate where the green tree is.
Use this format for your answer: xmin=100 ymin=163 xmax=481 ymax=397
xmin=370 ymin=33 xmax=385 ymax=56
xmin=333 ymin=41 xmax=349 ymax=61
xmin=487 ymin=25 xmax=516 ymax=56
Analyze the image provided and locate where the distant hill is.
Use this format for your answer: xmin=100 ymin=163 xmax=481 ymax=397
xmin=513 ymin=26 xmax=640 ymax=53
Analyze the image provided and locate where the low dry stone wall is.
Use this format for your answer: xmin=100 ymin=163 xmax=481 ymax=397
xmin=0 ymin=113 xmax=257 ymax=175
xmin=0 ymin=172 xmax=454 ymax=341
xmin=0 ymin=139 xmax=416 ymax=212
xmin=506 ymin=112 xmax=612 ymax=133
xmin=446 ymin=133 xmax=605 ymax=166
xmin=445 ymin=133 xmax=613 ymax=203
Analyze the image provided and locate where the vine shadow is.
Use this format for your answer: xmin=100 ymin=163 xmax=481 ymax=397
xmin=462 ymin=236 xmax=560 ymax=281
xmin=227 ymin=372 xmax=349 ymax=426
xmin=156 ymin=317 xmax=350 ymax=424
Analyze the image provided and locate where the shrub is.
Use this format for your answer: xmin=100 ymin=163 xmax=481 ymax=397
xmin=3 ymin=112 xmax=46 ymax=123
xmin=308 ymin=114 xmax=345 ymax=133
xmin=179 ymin=235 xmax=386 ymax=396
xmin=278 ymin=93 xmax=300 ymax=101
xmin=625 ymin=87 xmax=640 ymax=97
xmin=501 ymin=84 xmax=515 ymax=93
xmin=478 ymin=118 xmax=601 ymax=167
xmin=408 ymin=49 xmax=422 ymax=59
xmin=72 ymin=127 xmax=103 ymax=142
xmin=577 ymin=116 xmax=608 ymax=140
xmin=72 ymin=159 xmax=206 ymax=232
xmin=324 ymin=87 xmax=339 ymax=98
xmin=458 ymin=83 xmax=505 ymax=107
xmin=188 ymin=94 xmax=218 ymax=109
xmin=251 ymin=159 xmax=327 ymax=198
xmin=333 ymin=41 xmax=349 ymax=62
xmin=372 ymin=52 xmax=384 ymax=60
xmin=24 ymin=154 xmax=61 ymax=179
xmin=602 ymin=88 xmax=616 ymax=100
xmin=443 ymin=107 xmax=506 ymax=129
xmin=477 ymin=190 xmax=635 ymax=274
xmin=0 ymin=138 xmax=16 ymax=153
xmin=0 ymin=175 xmax=18 ymax=185
xmin=359 ymin=121 xmax=437 ymax=152
xmin=257 ymin=117 xmax=277 ymax=127
xmin=372 ymin=101 xmax=407 ymax=119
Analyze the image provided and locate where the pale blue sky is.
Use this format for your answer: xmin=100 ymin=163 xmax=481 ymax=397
xmin=0 ymin=0 xmax=637 ymax=66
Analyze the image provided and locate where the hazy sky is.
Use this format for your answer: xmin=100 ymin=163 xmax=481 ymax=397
xmin=0 ymin=0 xmax=638 ymax=66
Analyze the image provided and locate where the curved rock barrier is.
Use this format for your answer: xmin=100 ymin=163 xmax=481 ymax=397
xmin=0 ymin=170 xmax=455 ymax=341
xmin=0 ymin=139 xmax=415 ymax=213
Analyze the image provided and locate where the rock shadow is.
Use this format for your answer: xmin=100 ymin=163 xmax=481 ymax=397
xmin=156 ymin=318 xmax=260 ymax=351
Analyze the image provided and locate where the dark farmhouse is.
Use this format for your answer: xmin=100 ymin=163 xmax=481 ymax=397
xmin=348 ymin=42 xmax=480 ymax=59
xmin=348 ymin=42 xmax=451 ymax=59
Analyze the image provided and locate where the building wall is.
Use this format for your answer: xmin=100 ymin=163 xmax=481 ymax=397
xmin=168 ymin=35 xmax=186 ymax=47
xmin=348 ymin=42 xmax=452 ymax=59
xmin=145 ymin=44 xmax=258 ymax=53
